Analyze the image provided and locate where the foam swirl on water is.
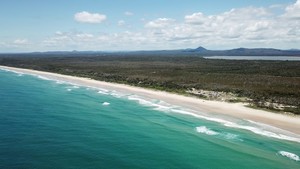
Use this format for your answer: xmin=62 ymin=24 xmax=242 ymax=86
xmin=196 ymin=126 xmax=218 ymax=135
xmin=97 ymin=90 xmax=109 ymax=95
xmin=102 ymin=102 xmax=110 ymax=106
xmin=278 ymin=151 xmax=300 ymax=161
xmin=195 ymin=126 xmax=243 ymax=141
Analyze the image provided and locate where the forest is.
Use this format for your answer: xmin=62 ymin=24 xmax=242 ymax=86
xmin=1 ymin=53 xmax=300 ymax=114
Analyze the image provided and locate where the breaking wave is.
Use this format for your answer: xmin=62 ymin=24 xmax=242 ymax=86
xmin=97 ymin=89 xmax=109 ymax=95
xmin=102 ymin=102 xmax=110 ymax=106
xmin=196 ymin=126 xmax=218 ymax=135
xmin=278 ymin=151 xmax=300 ymax=161
xmin=0 ymin=67 xmax=24 ymax=76
xmin=195 ymin=126 xmax=243 ymax=141
xmin=126 ymin=95 xmax=300 ymax=143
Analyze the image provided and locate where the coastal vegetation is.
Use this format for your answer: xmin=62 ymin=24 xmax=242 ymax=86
xmin=0 ymin=53 xmax=300 ymax=114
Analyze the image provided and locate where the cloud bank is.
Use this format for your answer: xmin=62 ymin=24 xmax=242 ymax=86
xmin=2 ymin=1 xmax=300 ymax=52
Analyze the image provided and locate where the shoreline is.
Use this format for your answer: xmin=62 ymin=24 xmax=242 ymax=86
xmin=1 ymin=65 xmax=300 ymax=136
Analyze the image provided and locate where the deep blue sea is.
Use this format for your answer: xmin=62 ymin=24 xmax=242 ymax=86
xmin=0 ymin=68 xmax=300 ymax=169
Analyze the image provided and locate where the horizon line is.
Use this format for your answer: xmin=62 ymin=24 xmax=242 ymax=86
xmin=1 ymin=46 xmax=300 ymax=54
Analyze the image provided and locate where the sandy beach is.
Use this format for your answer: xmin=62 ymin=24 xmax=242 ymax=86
xmin=1 ymin=65 xmax=300 ymax=136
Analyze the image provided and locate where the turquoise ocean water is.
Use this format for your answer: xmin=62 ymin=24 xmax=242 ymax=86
xmin=0 ymin=69 xmax=299 ymax=169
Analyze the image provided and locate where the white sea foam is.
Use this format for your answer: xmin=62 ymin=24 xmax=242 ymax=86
xmin=110 ymin=92 xmax=124 ymax=98
xmin=247 ymin=120 xmax=299 ymax=137
xmin=163 ymin=109 xmax=300 ymax=143
xmin=171 ymin=109 xmax=240 ymax=127
xmin=64 ymin=85 xmax=79 ymax=92
xmin=36 ymin=75 xmax=51 ymax=81
xmin=278 ymin=151 xmax=300 ymax=161
xmin=97 ymin=90 xmax=109 ymax=95
xmin=1 ymin=67 xmax=64 ymax=82
xmin=0 ymin=68 xmax=24 ymax=76
xmin=97 ymin=88 xmax=109 ymax=95
xmin=102 ymin=102 xmax=110 ymax=106
xmin=128 ymin=95 xmax=155 ymax=107
xmin=196 ymin=126 xmax=219 ymax=135
xmin=126 ymin=96 xmax=246 ymax=141
xmin=0 ymin=68 xmax=15 ymax=73
xmin=125 ymin=95 xmax=300 ymax=143
xmin=128 ymin=95 xmax=177 ymax=112
xmin=108 ymin=90 xmax=131 ymax=98
xmin=99 ymin=88 xmax=109 ymax=92
xmin=222 ymin=133 xmax=243 ymax=141
xmin=195 ymin=126 xmax=243 ymax=141
xmin=55 ymin=80 xmax=65 ymax=84
xmin=224 ymin=122 xmax=300 ymax=143
xmin=0 ymin=68 xmax=9 ymax=72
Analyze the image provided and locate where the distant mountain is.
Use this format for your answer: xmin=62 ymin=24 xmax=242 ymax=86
xmin=194 ymin=46 xmax=208 ymax=52
xmin=288 ymin=49 xmax=300 ymax=51
xmin=1 ymin=46 xmax=300 ymax=57
xmin=182 ymin=47 xmax=300 ymax=56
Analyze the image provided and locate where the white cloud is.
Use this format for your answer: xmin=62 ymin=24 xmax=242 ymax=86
xmin=13 ymin=39 xmax=29 ymax=45
xmin=74 ymin=11 xmax=106 ymax=24
xmin=118 ymin=20 xmax=126 ymax=26
xmin=40 ymin=30 xmax=179 ymax=51
xmin=76 ymin=33 xmax=94 ymax=39
xmin=0 ymin=39 xmax=32 ymax=52
xmin=55 ymin=31 xmax=63 ymax=35
xmin=283 ymin=0 xmax=300 ymax=19
xmin=174 ymin=7 xmax=281 ymax=48
xmin=145 ymin=18 xmax=175 ymax=28
xmin=124 ymin=11 xmax=134 ymax=16
xmin=185 ymin=12 xmax=207 ymax=25
xmin=224 ymin=7 xmax=271 ymax=19
xmin=136 ymin=5 xmax=300 ymax=49
xmin=245 ymin=21 xmax=271 ymax=32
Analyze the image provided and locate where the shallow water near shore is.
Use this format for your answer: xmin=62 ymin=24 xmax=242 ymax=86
xmin=0 ymin=69 xmax=300 ymax=169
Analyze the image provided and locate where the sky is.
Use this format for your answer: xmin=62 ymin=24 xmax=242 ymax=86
xmin=0 ymin=0 xmax=300 ymax=52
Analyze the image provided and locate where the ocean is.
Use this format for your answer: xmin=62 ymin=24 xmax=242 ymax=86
xmin=0 ymin=68 xmax=299 ymax=169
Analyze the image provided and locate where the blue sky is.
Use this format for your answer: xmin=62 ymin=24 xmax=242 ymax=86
xmin=0 ymin=0 xmax=299 ymax=52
